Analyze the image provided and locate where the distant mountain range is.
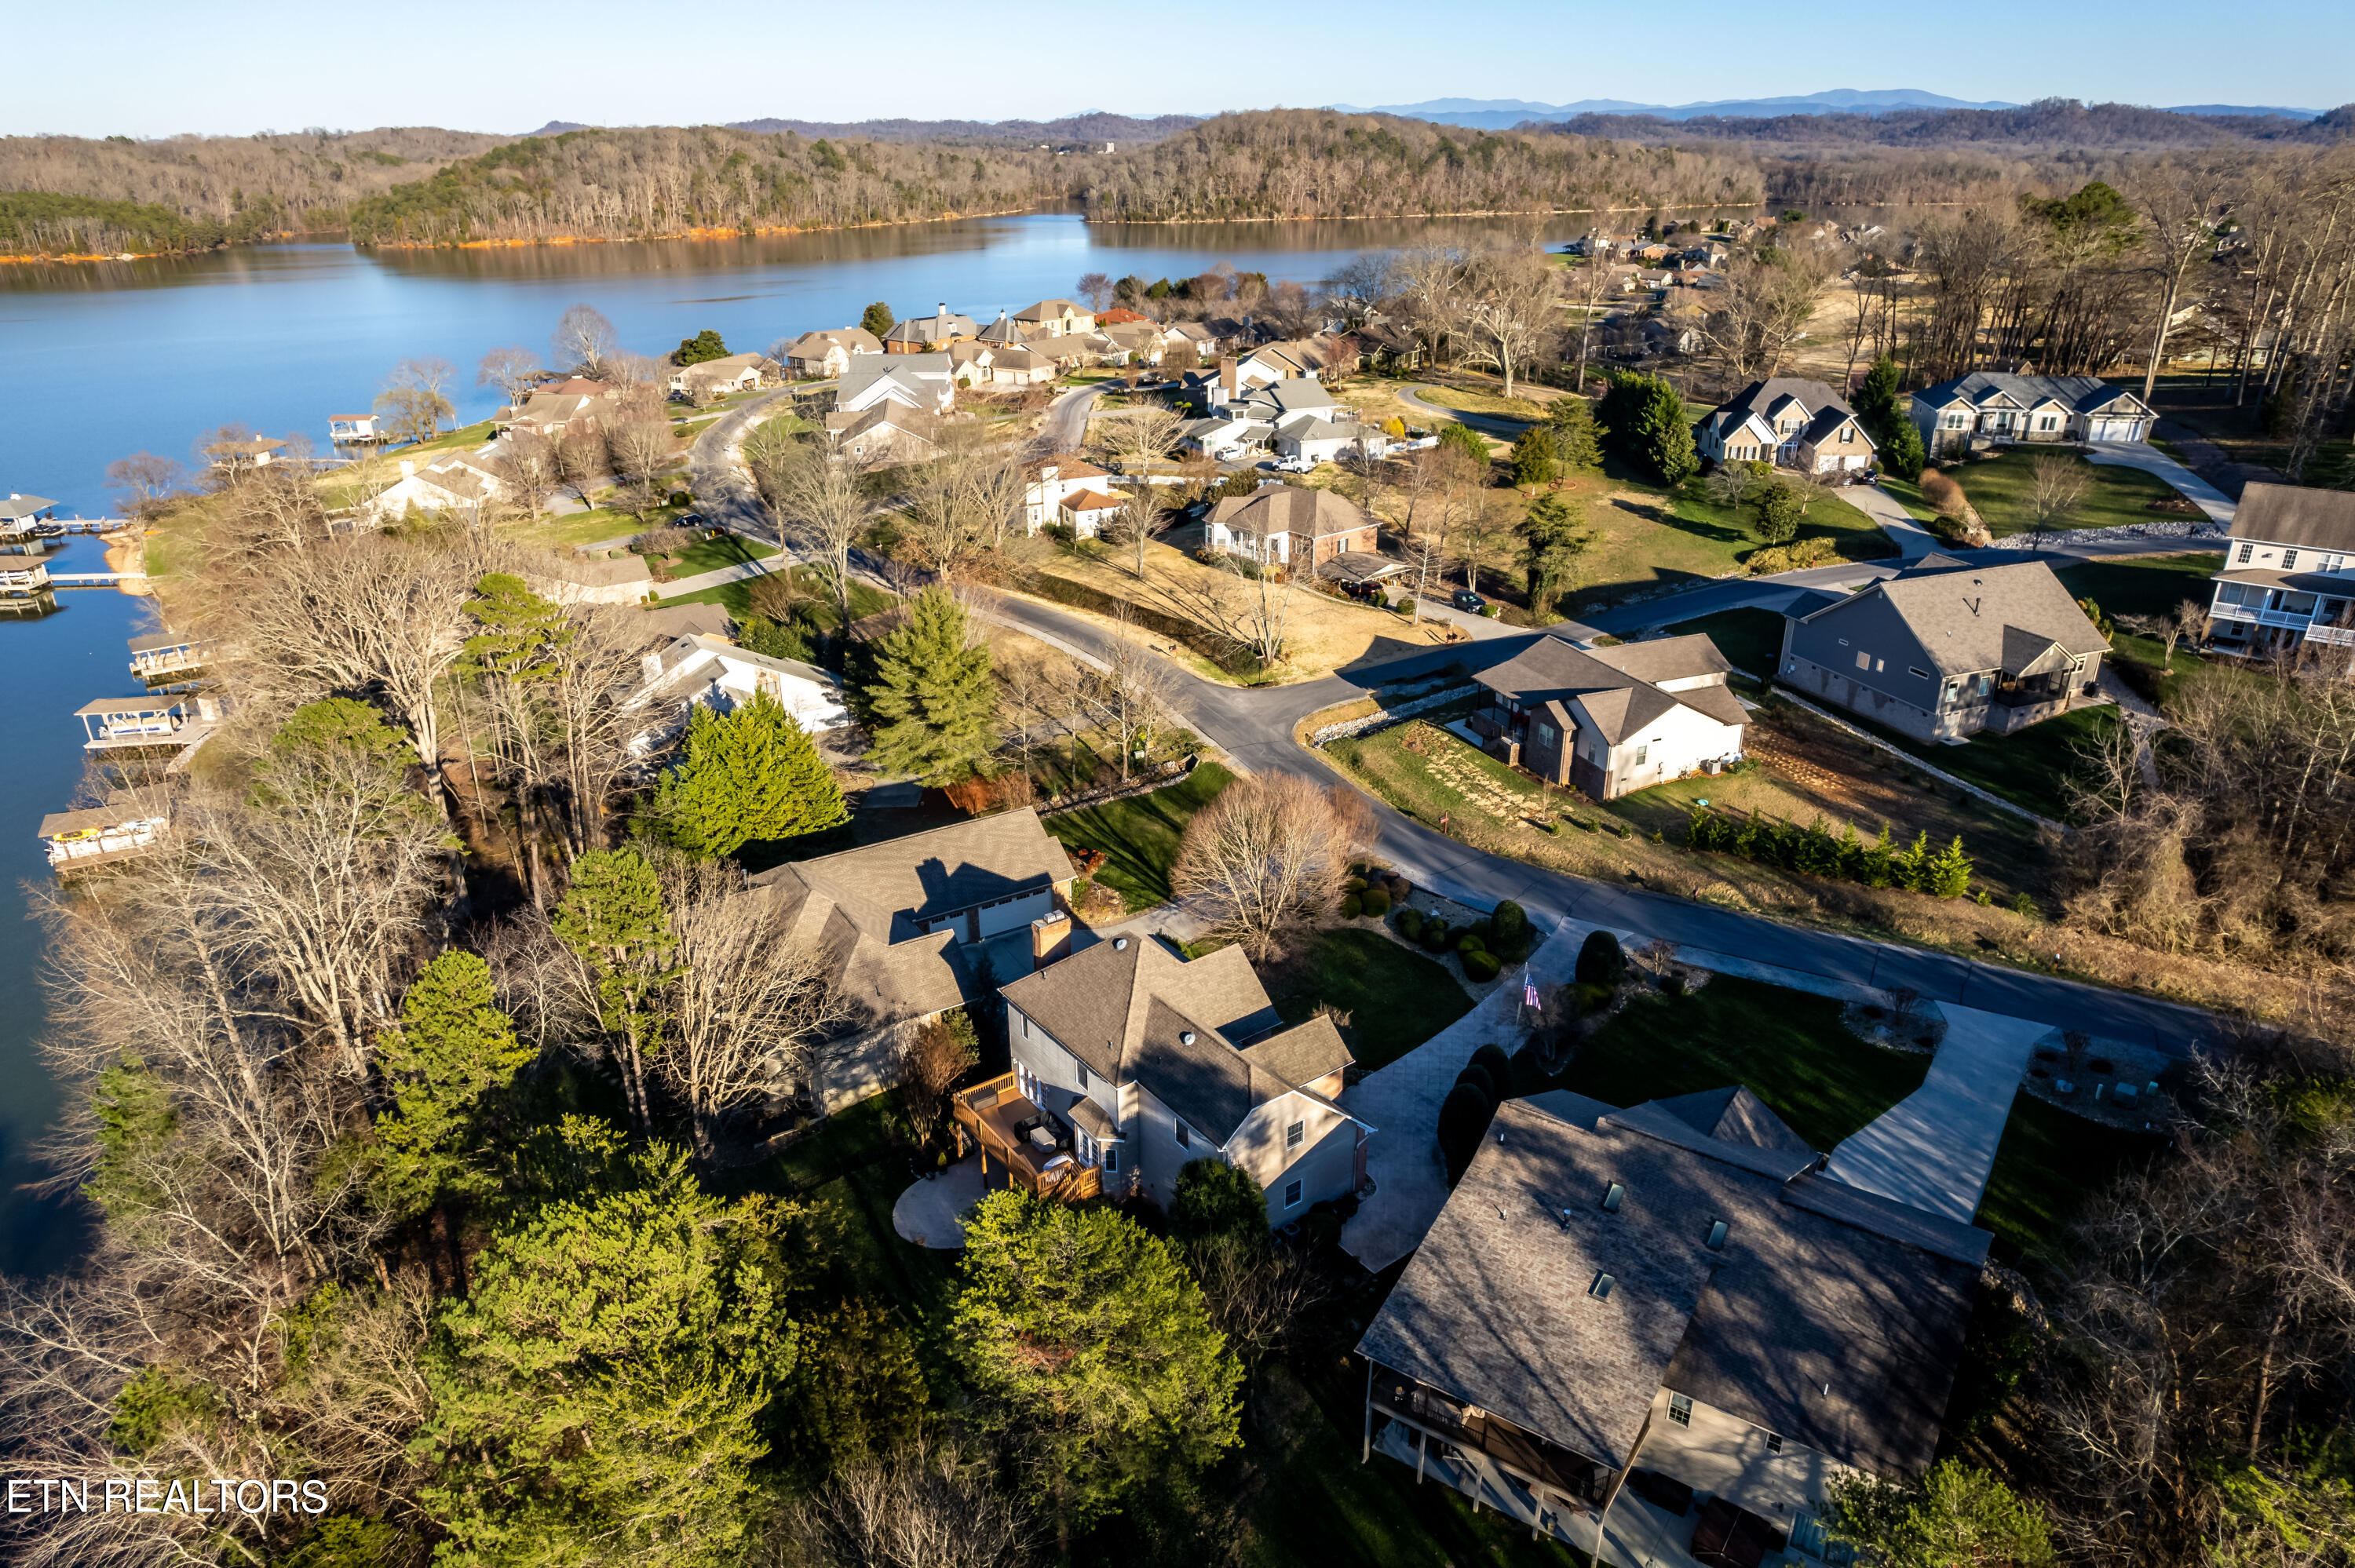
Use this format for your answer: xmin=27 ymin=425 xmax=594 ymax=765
xmin=522 ymin=112 xmax=1202 ymax=145
xmin=1325 ymin=89 xmax=2323 ymax=129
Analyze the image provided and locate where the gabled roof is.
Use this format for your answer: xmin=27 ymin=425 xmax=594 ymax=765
xmin=1060 ymin=489 xmax=1126 ymax=515
xmin=1705 ymin=377 xmax=1860 ymax=440
xmin=1015 ymin=298 xmax=1088 ymax=322
xmin=1804 ymin=557 xmax=2109 ymax=678
xmin=1473 ymin=633 xmax=1745 ymax=743
xmin=1913 ymin=372 xmax=2149 ymax=417
xmin=784 ymin=327 xmax=883 ymax=358
xmin=1 ymin=494 xmax=58 ymax=521
xmin=1207 ymin=486 xmax=1371 ymax=542
xmin=840 ymin=354 xmax=952 ymax=403
xmin=1358 ymin=1092 xmax=1983 ymax=1482
xmin=753 ymin=808 xmax=1071 ymax=946
xmin=2229 ymin=482 xmax=2355 ymax=552
xmin=1238 ymin=1014 xmax=1352 ymax=1087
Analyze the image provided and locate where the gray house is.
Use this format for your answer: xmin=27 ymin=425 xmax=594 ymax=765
xmin=999 ymin=935 xmax=1369 ymax=1223
xmin=2205 ymin=482 xmax=2355 ymax=656
xmin=1467 ymin=633 xmax=1748 ymax=800
xmin=1357 ymin=1091 xmax=1984 ymax=1558
xmin=1778 ymin=556 xmax=2109 ymax=741
xmin=1909 ymin=373 xmax=2154 ymax=455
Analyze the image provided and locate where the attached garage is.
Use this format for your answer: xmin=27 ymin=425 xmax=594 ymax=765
xmin=977 ymin=888 xmax=1053 ymax=939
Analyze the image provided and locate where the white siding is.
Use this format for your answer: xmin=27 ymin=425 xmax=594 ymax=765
xmin=1640 ymin=1386 xmax=1850 ymax=1522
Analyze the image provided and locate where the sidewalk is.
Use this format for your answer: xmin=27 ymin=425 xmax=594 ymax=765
xmin=1824 ymin=1005 xmax=2047 ymax=1223
xmin=656 ymin=550 xmax=790 ymax=597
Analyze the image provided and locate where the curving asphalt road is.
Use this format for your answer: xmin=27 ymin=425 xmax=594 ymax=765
xmin=688 ymin=384 xmax=825 ymax=542
xmin=1036 ymin=382 xmax=1108 ymax=455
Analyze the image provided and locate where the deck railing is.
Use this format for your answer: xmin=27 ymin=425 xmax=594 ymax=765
xmin=951 ymin=1072 xmax=1104 ymax=1203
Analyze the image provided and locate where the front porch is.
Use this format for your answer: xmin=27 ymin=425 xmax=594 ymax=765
xmin=949 ymin=1072 xmax=1104 ymax=1203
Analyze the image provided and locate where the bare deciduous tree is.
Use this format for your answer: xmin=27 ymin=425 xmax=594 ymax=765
xmin=780 ymin=1439 xmax=1035 ymax=1568
xmin=104 ymin=451 xmax=186 ymax=519
xmin=476 ymin=344 xmax=543 ymax=404
xmin=1072 ymin=615 xmax=1180 ymax=782
xmin=1172 ymin=773 xmax=1374 ymax=961
xmin=554 ymin=425 xmax=608 ymax=507
xmin=2027 ymin=453 xmax=2094 ymax=545
xmin=751 ymin=425 xmax=871 ymax=629
xmin=491 ymin=428 xmax=560 ymax=517
xmin=552 ymin=302 xmax=620 ymax=378
xmin=1109 ymin=484 xmax=1168 ymax=582
xmin=1456 ymin=245 xmax=1559 ymax=398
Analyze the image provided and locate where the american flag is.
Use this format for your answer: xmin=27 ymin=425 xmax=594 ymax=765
xmin=1523 ymin=979 xmax=1540 ymax=1009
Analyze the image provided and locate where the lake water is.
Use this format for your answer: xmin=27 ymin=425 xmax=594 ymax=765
xmin=0 ymin=210 xmax=1592 ymax=1273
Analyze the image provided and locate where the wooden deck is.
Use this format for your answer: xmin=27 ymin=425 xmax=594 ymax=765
xmin=951 ymin=1072 xmax=1104 ymax=1203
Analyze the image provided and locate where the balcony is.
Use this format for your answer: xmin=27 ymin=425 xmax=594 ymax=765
xmin=950 ymin=1072 xmax=1103 ymax=1203
xmin=1368 ymin=1366 xmax=1604 ymax=1502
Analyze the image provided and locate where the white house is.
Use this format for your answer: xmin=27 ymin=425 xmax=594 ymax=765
xmin=2205 ymin=482 xmax=2355 ymax=656
xmin=668 ymin=352 xmax=780 ymax=399
xmin=1018 ymin=458 xmax=1118 ymax=532
xmin=1909 ymin=373 xmax=2155 ymax=455
xmin=1057 ymin=489 xmax=1127 ymax=538
xmin=362 ymin=454 xmax=509 ymax=524
xmin=999 ymin=932 xmax=1371 ymax=1220
xmin=630 ymin=633 xmax=851 ymax=753
xmin=780 ymin=327 xmax=884 ymax=380
xmin=1013 ymin=298 xmax=1097 ymax=338
xmin=837 ymin=353 xmax=956 ymax=417
xmin=825 ymin=402 xmax=943 ymax=465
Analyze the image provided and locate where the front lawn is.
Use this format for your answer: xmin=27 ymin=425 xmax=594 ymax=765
xmin=660 ymin=564 xmax=896 ymax=629
xmin=1663 ymin=607 xmax=1785 ymax=680
xmin=1921 ymin=450 xmax=2185 ymax=538
xmin=1974 ymin=1092 xmax=2167 ymax=1276
xmin=1539 ymin=976 xmax=1930 ymax=1150
xmin=2054 ymin=552 xmax=2219 ymax=622
xmin=1414 ymin=382 xmax=1548 ymax=421
xmin=1043 ymin=762 xmax=1235 ymax=910
xmin=659 ymin=532 xmax=780 ymax=578
xmin=1261 ymin=927 xmax=1474 ymax=1071
xmin=1843 ymin=702 xmax=2119 ymax=820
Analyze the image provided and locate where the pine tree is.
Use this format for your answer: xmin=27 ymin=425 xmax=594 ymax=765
xmin=1754 ymin=480 xmax=1803 ymax=544
xmin=1926 ymin=836 xmax=1974 ymax=899
xmin=1861 ymin=822 xmax=1895 ymax=888
xmin=552 ymin=850 xmax=681 ymax=1135
xmin=1881 ymin=418 xmax=1927 ymax=482
xmin=1510 ymin=425 xmax=1561 ymax=488
xmin=1546 ymin=396 xmax=1605 ymax=469
xmin=859 ymin=301 xmax=896 ymax=339
xmin=655 ymin=695 xmax=847 ymax=858
xmin=1518 ymin=493 xmax=1592 ymax=618
xmin=674 ymin=328 xmax=729 ymax=366
xmin=1599 ymin=370 xmax=1696 ymax=485
xmin=1853 ymin=354 xmax=1904 ymax=445
xmin=1437 ymin=420 xmax=1492 ymax=465
xmin=1896 ymin=830 xmax=1934 ymax=892
xmin=863 ymin=588 xmax=999 ymax=784
xmin=374 ymin=952 xmax=537 ymax=1218
xmin=420 ymin=1132 xmax=799 ymax=1568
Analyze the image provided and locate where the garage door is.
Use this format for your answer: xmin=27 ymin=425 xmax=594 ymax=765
xmin=977 ymin=888 xmax=1051 ymax=939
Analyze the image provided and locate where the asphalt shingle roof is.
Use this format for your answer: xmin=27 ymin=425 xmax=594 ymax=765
xmin=2229 ymin=482 xmax=2355 ymax=553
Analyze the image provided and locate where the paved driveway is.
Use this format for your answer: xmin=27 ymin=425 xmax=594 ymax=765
xmin=1824 ymin=1005 xmax=2050 ymax=1223
xmin=2086 ymin=440 xmax=2236 ymax=526
xmin=1846 ymin=482 xmax=1942 ymax=558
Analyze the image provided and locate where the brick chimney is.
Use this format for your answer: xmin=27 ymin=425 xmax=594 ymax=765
xmin=1030 ymin=910 xmax=1073 ymax=971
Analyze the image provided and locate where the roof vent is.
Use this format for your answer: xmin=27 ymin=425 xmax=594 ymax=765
xmin=1601 ymin=1182 xmax=1624 ymax=1212
xmin=1114 ymin=936 xmax=1128 ymax=950
xmin=1589 ymin=1272 xmax=1615 ymax=1299
xmin=1179 ymin=1030 xmax=1195 ymax=1045
xmin=1707 ymin=1219 xmax=1729 ymax=1249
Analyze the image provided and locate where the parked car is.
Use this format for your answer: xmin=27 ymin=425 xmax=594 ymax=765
xmin=1273 ymin=455 xmax=1316 ymax=474
xmin=1213 ymin=445 xmax=1247 ymax=461
xmin=1451 ymin=589 xmax=1486 ymax=612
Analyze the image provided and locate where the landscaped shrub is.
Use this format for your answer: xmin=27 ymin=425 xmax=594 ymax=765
xmin=1575 ymin=930 xmax=1626 ymax=989
xmin=1360 ymin=888 xmax=1391 ymax=917
xmin=1437 ymin=1082 xmax=1498 ymax=1186
xmin=1684 ymin=805 xmax=1976 ymax=898
xmin=1456 ymin=932 xmax=1485 ymax=956
xmin=1397 ymin=907 xmax=1425 ymax=940
xmin=1346 ymin=876 xmax=1368 ymax=893
xmin=1919 ymin=468 xmax=1968 ymax=520
xmin=1491 ymin=900 xmax=1533 ymax=961
xmin=1464 ymin=950 xmax=1502 ymax=983
xmin=1420 ymin=920 xmax=1451 ymax=951
xmin=1469 ymin=1043 xmax=1513 ymax=1090
xmin=1454 ymin=1063 xmax=1498 ymax=1103
xmin=1386 ymin=875 xmax=1410 ymax=902
xmin=1340 ymin=893 xmax=1363 ymax=918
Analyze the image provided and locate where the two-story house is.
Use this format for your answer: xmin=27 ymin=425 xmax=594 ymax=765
xmin=2204 ymin=482 xmax=2355 ymax=655
xmin=1466 ymin=633 xmax=1747 ymax=800
xmin=1013 ymin=298 xmax=1097 ymax=338
xmin=836 ymin=354 xmax=956 ymax=417
xmin=882 ymin=304 xmax=978 ymax=355
xmin=1909 ymin=373 xmax=2154 ymax=455
xmin=1777 ymin=555 xmax=2110 ymax=741
xmin=1359 ymin=1090 xmax=1983 ymax=1556
xmin=1016 ymin=458 xmax=1124 ymax=532
xmin=997 ymin=932 xmax=1371 ymax=1222
xmin=1692 ymin=379 xmax=1876 ymax=476
xmin=629 ymin=633 xmax=850 ymax=753
xmin=780 ymin=326 xmax=885 ymax=380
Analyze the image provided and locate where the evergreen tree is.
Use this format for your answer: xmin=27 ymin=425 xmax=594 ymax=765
xmin=674 ymin=328 xmax=729 ymax=366
xmin=1881 ymin=418 xmax=1927 ymax=482
xmin=1170 ymin=1158 xmax=1271 ymax=1243
xmin=1896 ymin=830 xmax=1934 ymax=892
xmin=655 ymin=694 xmax=846 ymax=858
xmin=1437 ymin=420 xmax=1492 ymax=466
xmin=1510 ymin=425 xmax=1561 ymax=487
xmin=1546 ymin=396 xmax=1605 ymax=469
xmin=374 ymin=952 xmax=537 ymax=1219
xmin=1853 ymin=354 xmax=1904 ymax=446
xmin=864 ymin=588 xmax=999 ymax=784
xmin=420 ymin=1130 xmax=798 ymax=1568
xmin=552 ymin=850 xmax=681 ymax=1134
xmin=1754 ymin=480 xmax=1803 ymax=544
xmin=737 ymin=612 xmax=812 ymax=664
xmin=859 ymin=301 xmax=896 ymax=340
xmin=1599 ymin=370 xmax=1697 ymax=485
xmin=1861 ymin=822 xmax=1896 ymax=888
xmin=1518 ymin=493 xmax=1594 ymax=618
xmin=1926 ymin=836 xmax=1973 ymax=899
xmin=953 ymin=1189 xmax=1243 ymax=1537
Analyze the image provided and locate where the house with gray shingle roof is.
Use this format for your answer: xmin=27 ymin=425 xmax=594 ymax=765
xmin=1694 ymin=378 xmax=1875 ymax=476
xmin=999 ymin=934 xmax=1371 ymax=1222
xmin=1909 ymin=372 xmax=2153 ymax=455
xmin=2205 ymin=482 xmax=2355 ymax=655
xmin=1778 ymin=554 xmax=2109 ymax=740
xmin=1207 ymin=486 xmax=1378 ymax=570
xmin=1358 ymin=1091 xmax=1984 ymax=1553
xmin=1468 ymin=632 xmax=1747 ymax=799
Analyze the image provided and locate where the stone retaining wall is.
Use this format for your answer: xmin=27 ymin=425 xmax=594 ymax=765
xmin=1307 ymin=683 xmax=1481 ymax=746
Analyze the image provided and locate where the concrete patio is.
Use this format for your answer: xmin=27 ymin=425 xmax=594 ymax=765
xmin=890 ymin=1156 xmax=988 ymax=1249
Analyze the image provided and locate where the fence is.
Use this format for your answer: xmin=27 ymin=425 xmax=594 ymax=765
xmin=1038 ymin=753 xmax=1197 ymax=818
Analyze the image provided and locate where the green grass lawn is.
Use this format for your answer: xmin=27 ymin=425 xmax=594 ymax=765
xmin=661 ymin=533 xmax=780 ymax=578
xmin=1327 ymin=718 xmax=1548 ymax=830
xmin=1663 ymin=607 xmax=1785 ymax=679
xmin=660 ymin=564 xmax=896 ymax=628
xmin=1535 ymin=976 xmax=1931 ymax=1151
xmin=1415 ymin=382 xmax=1547 ymax=421
xmin=1845 ymin=702 xmax=2117 ymax=820
xmin=1974 ymin=1093 xmax=2166 ymax=1276
xmin=509 ymin=504 xmax=689 ymax=552
xmin=2054 ymin=552 xmax=2219 ymax=622
xmin=1261 ymin=927 xmax=1474 ymax=1071
xmin=1042 ymin=762 xmax=1235 ymax=910
xmin=1930 ymin=450 xmax=2185 ymax=538
xmin=747 ymin=1095 xmax=960 ymax=1332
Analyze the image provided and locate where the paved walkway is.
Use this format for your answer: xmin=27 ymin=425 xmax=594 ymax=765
xmin=1824 ymin=1005 xmax=2049 ymax=1223
xmin=659 ymin=549 xmax=790 ymax=596
xmin=891 ymin=1156 xmax=989 ymax=1249
xmin=1848 ymin=482 xmax=1943 ymax=559
xmin=2085 ymin=440 xmax=2236 ymax=526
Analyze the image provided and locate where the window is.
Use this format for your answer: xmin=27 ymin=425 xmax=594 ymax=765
xmin=1286 ymin=1119 xmax=1305 ymax=1150
xmin=1977 ymin=673 xmax=1995 ymax=697
xmin=1535 ymin=722 xmax=1556 ymax=745
xmin=1601 ymin=1182 xmax=1624 ymax=1212
xmin=1855 ymin=651 xmax=1871 ymax=670
xmin=1766 ymin=1431 xmax=1784 ymax=1453
xmin=2239 ymin=542 xmax=2255 ymax=563
xmin=1076 ymin=1132 xmax=1094 ymax=1163
xmin=1075 ymin=1061 xmax=1089 ymax=1090
xmin=1283 ymin=1178 xmax=1303 ymax=1209
xmin=2284 ymin=549 xmax=2301 ymax=571
xmin=1634 ymin=745 xmax=1648 ymax=767
xmin=1909 ymin=666 xmax=1932 ymax=680
xmin=1669 ymin=1393 xmax=1692 ymax=1427
xmin=1589 ymin=1272 xmax=1615 ymax=1299
xmin=1174 ymin=1121 xmax=1190 ymax=1149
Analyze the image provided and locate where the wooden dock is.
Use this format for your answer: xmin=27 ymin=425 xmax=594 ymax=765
xmin=49 ymin=571 xmax=147 ymax=589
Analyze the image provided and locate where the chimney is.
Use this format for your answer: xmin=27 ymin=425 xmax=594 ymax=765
xmin=1030 ymin=910 xmax=1073 ymax=971
xmin=937 ymin=302 xmax=949 ymax=321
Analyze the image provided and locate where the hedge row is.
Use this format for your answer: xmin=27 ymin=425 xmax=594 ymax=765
xmin=1010 ymin=568 xmax=1252 ymax=673
xmin=1685 ymin=808 xmax=1973 ymax=898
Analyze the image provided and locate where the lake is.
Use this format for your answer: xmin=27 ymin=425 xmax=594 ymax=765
xmin=0 ymin=210 xmax=1590 ymax=1273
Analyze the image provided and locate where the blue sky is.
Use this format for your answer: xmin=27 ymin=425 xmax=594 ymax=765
xmin=9 ymin=0 xmax=2349 ymax=137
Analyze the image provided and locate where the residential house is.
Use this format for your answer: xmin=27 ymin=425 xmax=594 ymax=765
xmin=1019 ymin=458 xmax=1117 ymax=531
xmin=999 ymin=932 xmax=1371 ymax=1218
xmin=1693 ymin=378 xmax=1876 ymax=476
xmin=637 ymin=602 xmax=736 ymax=643
xmin=1359 ymin=1090 xmax=1983 ymax=1552
xmin=1466 ymin=633 xmax=1747 ymax=799
xmin=973 ymin=311 xmax=1031 ymax=349
xmin=327 ymin=413 xmax=383 ymax=443
xmin=38 ymin=790 xmax=171 ymax=873
xmin=1777 ymin=554 xmax=2110 ymax=741
xmin=1013 ymin=298 xmax=1097 ymax=337
xmin=1349 ymin=321 xmax=1425 ymax=373
xmin=946 ymin=340 xmax=1053 ymax=388
xmin=206 ymin=437 xmax=286 ymax=472
xmin=1057 ymin=488 xmax=1128 ymax=538
xmin=632 ymin=633 xmax=850 ymax=753
xmin=668 ymin=352 xmax=780 ymax=399
xmin=1207 ymin=487 xmax=1378 ymax=570
xmin=882 ymin=304 xmax=978 ymax=354
xmin=1101 ymin=319 xmax=1170 ymax=365
xmin=1024 ymin=332 xmax=1123 ymax=373
xmin=750 ymin=810 xmax=1076 ymax=1109
xmin=2204 ymin=483 xmax=2355 ymax=655
xmin=1178 ymin=415 xmax=1273 ymax=457
xmin=495 ymin=381 xmax=621 ymax=440
xmin=361 ymin=454 xmax=510 ymax=525
xmin=837 ymin=353 xmax=956 ymax=416
xmin=1909 ymin=373 xmax=2155 ymax=455
xmin=1168 ymin=320 xmax=1219 ymax=362
xmin=780 ymin=327 xmax=884 ymax=380
xmin=825 ymin=401 xmax=944 ymax=465
xmin=1097 ymin=307 xmax=1150 ymax=326
xmin=1275 ymin=416 xmax=1389 ymax=466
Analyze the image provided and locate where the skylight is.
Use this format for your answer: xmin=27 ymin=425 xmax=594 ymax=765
xmin=1589 ymin=1272 xmax=1615 ymax=1299
xmin=1707 ymin=1219 xmax=1729 ymax=1249
xmin=1601 ymin=1182 xmax=1624 ymax=1212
